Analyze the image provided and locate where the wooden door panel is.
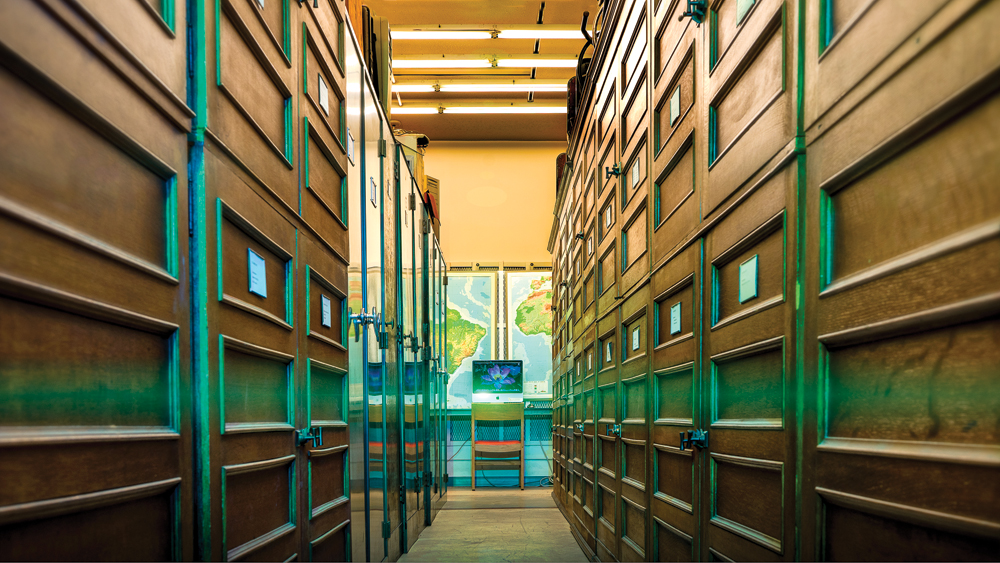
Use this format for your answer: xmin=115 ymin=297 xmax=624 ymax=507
xmin=210 ymin=0 xmax=295 ymax=211
xmin=303 ymin=122 xmax=348 ymax=259
xmin=222 ymin=456 xmax=296 ymax=561
xmin=0 ymin=0 xmax=191 ymax=559
xmin=819 ymin=498 xmax=999 ymax=562
xmin=804 ymin=2 xmax=1000 ymax=556
xmin=621 ymin=205 xmax=649 ymax=293
xmin=704 ymin=0 xmax=795 ymax=217
xmin=655 ymin=48 xmax=695 ymax=157
xmin=703 ymin=152 xmax=794 ymax=561
xmin=0 ymin=485 xmax=180 ymax=561
xmin=650 ymin=242 xmax=701 ymax=558
xmin=804 ymin=0 xmax=950 ymax=128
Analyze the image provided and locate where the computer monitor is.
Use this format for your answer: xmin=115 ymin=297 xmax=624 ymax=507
xmin=471 ymin=360 xmax=524 ymax=403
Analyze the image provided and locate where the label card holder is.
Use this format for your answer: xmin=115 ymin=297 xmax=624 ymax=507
xmin=670 ymin=302 xmax=682 ymax=335
xmin=321 ymin=295 xmax=332 ymax=328
xmin=739 ymin=255 xmax=759 ymax=303
xmin=248 ymin=249 xmax=267 ymax=298
xmin=318 ymin=73 xmax=329 ymax=115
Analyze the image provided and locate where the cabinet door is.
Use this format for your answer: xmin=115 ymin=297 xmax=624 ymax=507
xmin=0 ymin=0 xmax=192 ymax=559
xmin=804 ymin=0 xmax=1000 ymax=559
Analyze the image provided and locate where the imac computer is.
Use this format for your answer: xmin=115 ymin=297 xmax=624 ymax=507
xmin=471 ymin=360 xmax=524 ymax=403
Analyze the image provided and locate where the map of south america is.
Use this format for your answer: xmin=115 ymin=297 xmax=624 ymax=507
xmin=446 ymin=308 xmax=486 ymax=373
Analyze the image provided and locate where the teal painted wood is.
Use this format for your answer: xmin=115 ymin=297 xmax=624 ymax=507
xmin=186 ymin=0 xmax=212 ymax=557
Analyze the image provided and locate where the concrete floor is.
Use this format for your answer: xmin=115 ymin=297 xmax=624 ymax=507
xmin=398 ymin=487 xmax=590 ymax=562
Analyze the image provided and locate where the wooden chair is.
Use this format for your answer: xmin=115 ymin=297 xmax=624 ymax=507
xmin=471 ymin=403 xmax=525 ymax=490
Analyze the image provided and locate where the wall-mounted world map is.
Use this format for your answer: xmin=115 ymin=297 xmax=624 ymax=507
xmin=507 ymin=272 xmax=553 ymax=396
xmin=445 ymin=274 xmax=495 ymax=409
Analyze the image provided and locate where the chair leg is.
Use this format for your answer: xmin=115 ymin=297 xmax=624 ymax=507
xmin=471 ymin=451 xmax=476 ymax=491
xmin=520 ymin=448 xmax=524 ymax=490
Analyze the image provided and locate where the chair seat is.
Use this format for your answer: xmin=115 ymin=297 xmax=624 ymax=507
xmin=475 ymin=440 xmax=521 ymax=446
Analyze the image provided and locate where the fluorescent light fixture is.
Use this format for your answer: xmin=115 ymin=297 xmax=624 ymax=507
xmin=496 ymin=58 xmax=577 ymax=68
xmin=441 ymin=84 xmax=566 ymax=92
xmin=392 ymin=107 xmax=440 ymax=114
xmin=446 ymin=106 xmax=567 ymax=114
xmin=393 ymin=59 xmax=492 ymax=69
xmin=393 ymin=105 xmax=567 ymax=114
xmin=394 ymin=82 xmax=567 ymax=93
xmin=393 ymin=84 xmax=437 ymax=93
xmin=498 ymin=29 xmax=586 ymax=39
xmin=392 ymin=31 xmax=493 ymax=40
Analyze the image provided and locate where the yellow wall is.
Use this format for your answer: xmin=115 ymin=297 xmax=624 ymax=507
xmin=423 ymin=141 xmax=565 ymax=265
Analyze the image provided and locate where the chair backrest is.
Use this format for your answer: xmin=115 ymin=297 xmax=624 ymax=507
xmin=471 ymin=402 xmax=524 ymax=422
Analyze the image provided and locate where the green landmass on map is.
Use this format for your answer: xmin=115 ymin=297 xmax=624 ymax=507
xmin=446 ymin=307 xmax=486 ymax=373
xmin=530 ymin=276 xmax=551 ymax=291
xmin=515 ymin=289 xmax=553 ymax=337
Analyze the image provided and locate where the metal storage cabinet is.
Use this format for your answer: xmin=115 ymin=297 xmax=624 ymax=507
xmin=0 ymin=0 xmax=194 ymax=559
xmin=344 ymin=18 xmax=369 ymax=562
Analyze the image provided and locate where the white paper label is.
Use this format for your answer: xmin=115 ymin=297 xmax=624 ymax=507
xmin=587 ymin=237 xmax=593 ymax=256
xmin=248 ymin=249 xmax=267 ymax=298
xmin=587 ymin=353 xmax=592 ymax=372
xmin=631 ymin=159 xmax=640 ymax=189
xmin=605 ymin=341 xmax=613 ymax=363
xmin=370 ymin=176 xmax=377 ymax=207
xmin=318 ymin=73 xmax=329 ymax=115
xmin=321 ymin=294 xmax=332 ymax=328
xmin=739 ymin=255 xmax=759 ymax=303
xmin=670 ymin=302 xmax=682 ymax=335
xmin=669 ymin=85 xmax=681 ymax=125
xmin=347 ymin=129 xmax=355 ymax=163
xmin=632 ymin=327 xmax=640 ymax=351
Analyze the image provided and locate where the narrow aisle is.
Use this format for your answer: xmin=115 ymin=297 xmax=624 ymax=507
xmin=399 ymin=488 xmax=590 ymax=562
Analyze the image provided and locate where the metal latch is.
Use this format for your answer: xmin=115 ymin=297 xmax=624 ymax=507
xmin=606 ymin=423 xmax=621 ymax=438
xmin=297 ymin=426 xmax=323 ymax=448
xmin=679 ymin=429 xmax=708 ymax=451
xmin=605 ymin=163 xmax=621 ymax=179
xmin=677 ymin=0 xmax=707 ymax=25
xmin=348 ymin=307 xmax=381 ymax=343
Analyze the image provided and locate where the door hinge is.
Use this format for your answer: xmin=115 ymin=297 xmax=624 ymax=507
xmin=422 ymin=219 xmax=430 ymax=234
xmin=382 ymin=520 xmax=391 ymax=539
xmin=400 ymin=484 xmax=406 ymax=504
xmin=379 ymin=139 xmax=387 ymax=156
xmin=423 ymin=471 xmax=432 ymax=487
xmin=443 ymin=473 xmax=449 ymax=484
xmin=409 ymin=193 xmax=415 ymax=210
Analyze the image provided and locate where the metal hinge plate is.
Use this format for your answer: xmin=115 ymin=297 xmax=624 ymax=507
xmin=382 ymin=520 xmax=391 ymax=539
xmin=379 ymin=139 xmax=387 ymax=156
xmin=409 ymin=193 xmax=415 ymax=210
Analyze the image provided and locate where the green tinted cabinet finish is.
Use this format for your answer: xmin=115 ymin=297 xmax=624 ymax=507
xmin=552 ymin=1 xmax=1000 ymax=563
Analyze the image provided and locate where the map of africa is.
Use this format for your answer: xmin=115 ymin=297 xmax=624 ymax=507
xmin=507 ymin=273 xmax=553 ymax=395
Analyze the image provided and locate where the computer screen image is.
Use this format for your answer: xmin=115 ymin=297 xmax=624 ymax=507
xmin=472 ymin=360 xmax=523 ymax=395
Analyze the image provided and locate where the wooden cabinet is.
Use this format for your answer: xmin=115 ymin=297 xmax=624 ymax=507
xmin=550 ymin=0 xmax=1000 ymax=560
